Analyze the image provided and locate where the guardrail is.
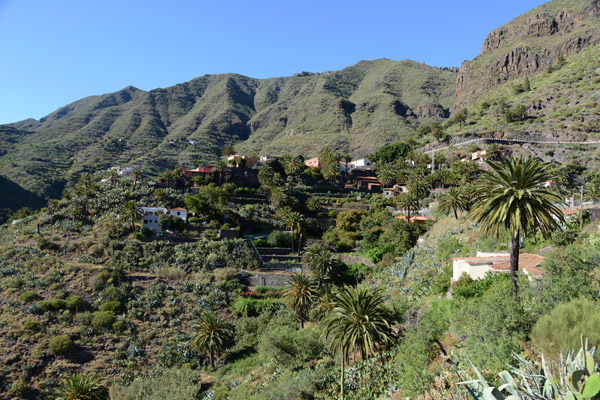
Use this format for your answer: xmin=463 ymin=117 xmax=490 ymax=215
xmin=421 ymin=137 xmax=600 ymax=154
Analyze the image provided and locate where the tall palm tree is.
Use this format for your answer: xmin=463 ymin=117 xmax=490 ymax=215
xmin=191 ymin=311 xmax=232 ymax=368
xmin=121 ymin=200 xmax=141 ymax=232
xmin=160 ymin=170 xmax=174 ymax=188
xmin=394 ymin=192 xmax=419 ymax=222
xmin=284 ymin=272 xmax=317 ymax=328
xmin=283 ymin=210 xmax=303 ymax=254
xmin=131 ymin=168 xmax=143 ymax=184
xmin=55 ymin=374 xmax=109 ymax=400
xmin=470 ymin=157 xmax=564 ymax=297
xmin=438 ymin=187 xmax=469 ymax=219
xmin=172 ymin=168 xmax=183 ymax=190
xmin=343 ymin=154 xmax=352 ymax=176
xmin=322 ymin=285 xmax=395 ymax=400
xmin=215 ymin=160 xmax=228 ymax=186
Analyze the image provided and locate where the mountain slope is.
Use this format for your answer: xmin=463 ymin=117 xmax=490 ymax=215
xmin=454 ymin=0 xmax=600 ymax=109
xmin=0 ymin=60 xmax=456 ymax=211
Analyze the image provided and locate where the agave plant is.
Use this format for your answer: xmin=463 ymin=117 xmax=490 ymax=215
xmin=55 ymin=374 xmax=109 ymax=400
xmin=460 ymin=338 xmax=600 ymax=400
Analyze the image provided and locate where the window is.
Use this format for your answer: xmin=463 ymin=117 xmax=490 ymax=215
xmin=177 ymin=212 xmax=180 ymax=215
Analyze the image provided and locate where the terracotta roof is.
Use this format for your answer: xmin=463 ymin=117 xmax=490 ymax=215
xmin=170 ymin=207 xmax=186 ymax=211
xmin=397 ymin=216 xmax=436 ymax=223
xmin=492 ymin=253 xmax=544 ymax=273
xmin=562 ymin=208 xmax=580 ymax=216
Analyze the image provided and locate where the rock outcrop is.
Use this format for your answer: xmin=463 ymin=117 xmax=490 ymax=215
xmin=454 ymin=0 xmax=600 ymax=110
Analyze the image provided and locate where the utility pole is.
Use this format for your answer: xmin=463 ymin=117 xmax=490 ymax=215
xmin=580 ymin=185 xmax=584 ymax=230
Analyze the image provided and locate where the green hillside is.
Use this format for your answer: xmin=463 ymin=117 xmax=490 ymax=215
xmin=446 ymin=43 xmax=600 ymax=151
xmin=0 ymin=60 xmax=456 ymax=219
xmin=454 ymin=0 xmax=600 ymax=109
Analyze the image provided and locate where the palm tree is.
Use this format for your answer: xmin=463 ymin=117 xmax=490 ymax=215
xmin=438 ymin=187 xmax=469 ymax=219
xmin=172 ymin=168 xmax=183 ymax=189
xmin=284 ymin=155 xmax=304 ymax=177
xmin=121 ymin=200 xmax=141 ymax=232
xmin=107 ymin=170 xmax=119 ymax=186
xmin=283 ymin=210 xmax=303 ymax=254
xmin=131 ymin=168 xmax=143 ymax=184
xmin=343 ymin=154 xmax=352 ymax=176
xmin=160 ymin=170 xmax=174 ymax=188
xmin=487 ymin=143 xmax=501 ymax=161
xmin=302 ymin=244 xmax=338 ymax=280
xmin=470 ymin=157 xmax=564 ymax=297
xmin=306 ymin=196 xmax=324 ymax=214
xmin=223 ymin=144 xmax=236 ymax=156
xmin=322 ymin=285 xmax=395 ymax=400
xmin=214 ymin=160 xmax=228 ymax=186
xmin=376 ymin=163 xmax=398 ymax=187
xmin=191 ymin=310 xmax=232 ymax=368
xmin=310 ymin=285 xmax=337 ymax=322
xmin=284 ymin=272 xmax=317 ymax=328
xmin=55 ymin=374 xmax=109 ymax=400
xmin=394 ymin=192 xmax=419 ymax=222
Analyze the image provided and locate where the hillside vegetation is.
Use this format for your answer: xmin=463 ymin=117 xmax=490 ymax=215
xmin=0 ymin=60 xmax=456 ymax=217
xmin=454 ymin=0 xmax=600 ymax=109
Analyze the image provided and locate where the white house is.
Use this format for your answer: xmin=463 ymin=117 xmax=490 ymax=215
xmin=452 ymin=251 xmax=544 ymax=283
xmin=141 ymin=207 xmax=187 ymax=232
xmin=350 ymin=158 xmax=373 ymax=170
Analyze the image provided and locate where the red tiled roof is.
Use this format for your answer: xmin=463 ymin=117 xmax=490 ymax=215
xmin=396 ymin=216 xmax=436 ymax=223
xmin=170 ymin=207 xmax=186 ymax=211
xmin=562 ymin=208 xmax=580 ymax=216
xmin=492 ymin=253 xmax=544 ymax=273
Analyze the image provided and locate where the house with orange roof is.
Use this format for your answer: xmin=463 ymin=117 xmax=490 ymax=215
xmin=395 ymin=215 xmax=435 ymax=225
xmin=181 ymin=166 xmax=214 ymax=179
xmin=452 ymin=251 xmax=544 ymax=283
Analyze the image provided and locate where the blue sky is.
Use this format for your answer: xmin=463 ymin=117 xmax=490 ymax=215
xmin=0 ymin=0 xmax=548 ymax=124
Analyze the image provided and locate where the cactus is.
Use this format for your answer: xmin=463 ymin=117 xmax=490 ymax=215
xmin=461 ymin=337 xmax=600 ymax=400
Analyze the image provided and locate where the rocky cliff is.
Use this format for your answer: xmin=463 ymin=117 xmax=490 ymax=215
xmin=454 ymin=0 xmax=600 ymax=110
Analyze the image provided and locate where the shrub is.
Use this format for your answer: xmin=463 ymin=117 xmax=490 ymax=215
xmin=49 ymin=335 xmax=75 ymax=356
xmin=109 ymin=368 xmax=201 ymax=400
xmin=230 ymin=297 xmax=284 ymax=317
xmin=19 ymin=291 xmax=39 ymax=303
xmin=531 ymin=298 xmax=600 ymax=360
xmin=24 ymin=320 xmax=41 ymax=332
xmin=252 ymin=238 xmax=268 ymax=247
xmin=92 ymin=311 xmax=116 ymax=331
xmin=112 ymin=320 xmax=126 ymax=333
xmin=75 ymin=311 xmax=93 ymax=326
xmin=266 ymin=230 xmax=292 ymax=247
xmin=51 ymin=299 xmax=67 ymax=311
xmin=505 ymin=104 xmax=528 ymax=122
xmin=7 ymin=379 xmax=28 ymax=397
xmin=257 ymin=325 xmax=323 ymax=368
xmin=66 ymin=296 xmax=86 ymax=311
xmin=157 ymin=267 xmax=186 ymax=281
xmin=451 ymin=280 xmax=535 ymax=370
xmin=36 ymin=300 xmax=54 ymax=312
xmin=213 ymin=267 xmax=237 ymax=282
xmin=99 ymin=301 xmax=122 ymax=313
